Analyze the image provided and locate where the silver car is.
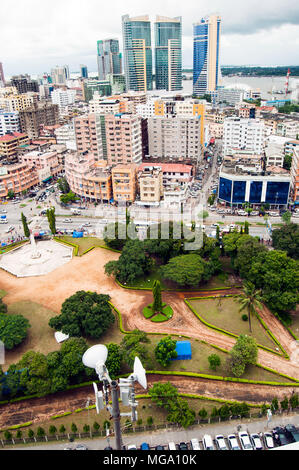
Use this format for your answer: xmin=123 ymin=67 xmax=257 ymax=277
xmin=215 ymin=435 xmax=228 ymax=450
xmin=250 ymin=433 xmax=263 ymax=450
xmin=239 ymin=431 xmax=253 ymax=450
xmin=227 ymin=434 xmax=241 ymax=450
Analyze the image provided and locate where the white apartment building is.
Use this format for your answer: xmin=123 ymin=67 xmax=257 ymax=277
xmin=0 ymin=92 xmax=38 ymax=113
xmin=51 ymin=89 xmax=76 ymax=109
xmin=223 ymin=117 xmax=265 ymax=156
xmin=276 ymin=120 xmax=299 ymax=140
xmin=136 ymin=101 xmax=156 ymax=119
xmin=89 ymin=98 xmax=120 ymax=115
xmin=0 ymin=111 xmax=21 ymax=136
xmin=264 ymin=135 xmax=289 ymax=168
xmin=148 ymin=117 xmax=203 ymax=161
xmin=54 ymin=121 xmax=77 ymax=150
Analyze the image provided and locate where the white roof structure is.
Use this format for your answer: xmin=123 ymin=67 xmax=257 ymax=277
xmin=54 ymin=331 xmax=70 ymax=343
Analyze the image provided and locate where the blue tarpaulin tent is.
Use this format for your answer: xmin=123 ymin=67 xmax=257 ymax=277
xmin=73 ymin=231 xmax=83 ymax=238
xmin=171 ymin=341 xmax=192 ymax=361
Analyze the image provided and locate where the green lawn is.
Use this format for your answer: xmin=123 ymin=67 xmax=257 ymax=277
xmin=0 ymin=290 xmax=7 ymax=299
xmin=188 ymin=297 xmax=279 ymax=352
xmin=0 ymin=240 xmax=28 ymax=254
xmin=289 ymin=311 xmax=299 ymax=340
xmin=59 ymin=236 xmax=105 ymax=256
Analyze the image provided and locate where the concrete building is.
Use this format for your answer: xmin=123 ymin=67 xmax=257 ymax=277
xmin=97 ymin=39 xmax=122 ymax=80
xmin=51 ymin=66 xmax=70 ymax=85
xmin=112 ymin=164 xmax=137 ymax=203
xmin=207 ymin=122 xmax=223 ymax=139
xmin=215 ymin=88 xmax=245 ymax=106
xmin=138 ymin=162 xmax=193 ymax=189
xmin=138 ymin=166 xmax=163 ymax=203
xmin=89 ymin=98 xmax=121 ymax=115
xmin=74 ymin=113 xmax=103 ymax=159
xmin=54 ymin=121 xmax=76 ymax=149
xmin=148 ymin=116 xmax=204 ymax=161
xmin=10 ymin=75 xmax=39 ymax=94
xmin=20 ymin=150 xmax=63 ymax=182
xmin=0 ymin=162 xmax=39 ymax=198
xmin=51 ymin=89 xmax=76 ymax=109
xmin=0 ymin=132 xmax=29 ymax=161
xmin=65 ymin=153 xmax=113 ymax=203
xmin=80 ymin=65 xmax=88 ymax=79
xmin=105 ymin=114 xmax=143 ymax=165
xmin=276 ymin=119 xmax=299 ymax=139
xmin=218 ymin=155 xmax=290 ymax=207
xmin=19 ymin=102 xmax=59 ymax=139
xmin=155 ymin=16 xmax=182 ymax=91
xmin=193 ymin=15 xmax=221 ymax=96
xmin=223 ymin=117 xmax=265 ymax=156
xmin=0 ymin=93 xmax=38 ymax=113
xmin=82 ymin=79 xmax=112 ymax=102
xmin=122 ymin=15 xmax=153 ymax=92
xmin=0 ymin=111 xmax=21 ymax=136
xmin=264 ymin=135 xmax=290 ymax=168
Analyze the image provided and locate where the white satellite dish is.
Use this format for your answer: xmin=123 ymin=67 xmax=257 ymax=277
xmin=132 ymin=357 xmax=147 ymax=389
xmin=82 ymin=344 xmax=108 ymax=369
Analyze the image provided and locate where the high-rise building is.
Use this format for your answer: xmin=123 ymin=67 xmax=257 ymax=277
xmin=0 ymin=111 xmax=21 ymax=136
xmin=155 ymin=16 xmax=182 ymax=91
xmin=0 ymin=63 xmax=5 ymax=85
xmin=10 ymin=75 xmax=39 ymax=94
xmin=80 ymin=65 xmax=88 ymax=79
xmin=97 ymin=39 xmax=122 ymax=80
xmin=51 ymin=65 xmax=70 ymax=85
xmin=122 ymin=15 xmax=153 ymax=92
xmin=223 ymin=117 xmax=265 ymax=155
xmin=19 ymin=102 xmax=59 ymax=139
xmin=193 ymin=15 xmax=221 ymax=96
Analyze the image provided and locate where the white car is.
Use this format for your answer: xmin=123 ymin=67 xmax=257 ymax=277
xmin=0 ymin=209 xmax=7 ymax=213
xmin=227 ymin=434 xmax=241 ymax=450
xmin=190 ymin=438 xmax=201 ymax=450
xmin=215 ymin=435 xmax=228 ymax=450
xmin=5 ymin=225 xmax=14 ymax=233
xmin=127 ymin=444 xmax=137 ymax=450
xmin=63 ymin=219 xmax=73 ymax=223
xmin=202 ymin=434 xmax=214 ymax=450
xmin=168 ymin=442 xmax=176 ymax=450
xmin=238 ymin=431 xmax=253 ymax=450
xmin=263 ymin=432 xmax=274 ymax=449
xmin=250 ymin=433 xmax=263 ymax=450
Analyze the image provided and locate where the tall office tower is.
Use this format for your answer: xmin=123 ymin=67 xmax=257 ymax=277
xmin=122 ymin=15 xmax=153 ymax=92
xmin=80 ymin=65 xmax=88 ymax=79
xmin=97 ymin=39 xmax=122 ymax=80
xmin=155 ymin=16 xmax=182 ymax=91
xmin=193 ymin=15 xmax=221 ymax=96
xmin=51 ymin=65 xmax=70 ymax=85
xmin=0 ymin=63 xmax=5 ymax=85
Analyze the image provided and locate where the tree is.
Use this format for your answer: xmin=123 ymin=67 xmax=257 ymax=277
xmin=36 ymin=427 xmax=45 ymax=438
xmin=17 ymin=351 xmax=51 ymax=397
xmin=71 ymin=423 xmax=77 ymax=433
xmin=166 ymin=398 xmax=196 ymax=428
xmin=93 ymin=421 xmax=100 ymax=431
xmin=198 ymin=408 xmax=208 ymax=420
xmin=49 ymin=425 xmax=57 ymax=436
xmin=282 ymin=211 xmax=292 ymax=225
xmin=46 ymin=207 xmax=56 ymax=235
xmin=208 ymin=354 xmax=221 ymax=371
xmin=83 ymin=424 xmax=90 ymax=433
xmin=59 ymin=338 xmax=90 ymax=380
xmin=219 ymin=404 xmax=230 ymax=419
xmin=0 ymin=299 xmax=7 ymax=314
xmin=154 ymin=336 xmax=177 ymax=367
xmin=147 ymin=416 xmax=153 ymax=426
xmin=4 ymin=430 xmax=12 ymax=440
xmin=105 ymin=343 xmax=122 ymax=379
xmin=16 ymin=429 xmax=22 ymax=439
xmin=7 ymin=190 xmax=15 ymax=200
xmin=103 ymin=222 xmax=129 ymax=251
xmin=28 ymin=429 xmax=34 ymax=438
xmin=280 ymin=396 xmax=289 ymax=411
xmin=161 ymin=254 xmax=210 ymax=287
xmin=152 ymin=280 xmax=163 ymax=314
xmin=272 ymin=223 xmax=299 ymax=260
xmin=235 ymin=281 xmax=263 ymax=333
xmin=228 ymin=335 xmax=258 ymax=377
xmin=0 ymin=314 xmax=30 ymax=349
xmin=289 ymin=393 xmax=299 ymax=410
xmin=244 ymin=221 xmax=249 ymax=235
xmin=60 ymin=191 xmax=78 ymax=205
xmin=148 ymin=382 xmax=179 ymax=411
xmin=105 ymin=240 xmax=153 ymax=285
xmin=121 ymin=330 xmax=151 ymax=370
xmin=271 ymin=397 xmax=279 ymax=413
xmin=21 ymin=212 xmax=30 ymax=238
xmin=234 ymin=235 xmax=267 ymax=278
xmin=57 ymin=177 xmax=70 ymax=194
xmin=59 ymin=425 xmax=66 ymax=434
xmin=283 ymin=155 xmax=293 ymax=170
xmin=143 ymin=222 xmax=185 ymax=263
xmin=49 ymin=291 xmax=114 ymax=339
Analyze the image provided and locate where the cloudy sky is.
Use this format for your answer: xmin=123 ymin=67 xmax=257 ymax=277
xmin=1 ymin=0 xmax=299 ymax=77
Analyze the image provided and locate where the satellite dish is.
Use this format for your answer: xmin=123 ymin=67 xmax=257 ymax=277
xmin=133 ymin=357 xmax=147 ymax=389
xmin=82 ymin=344 xmax=108 ymax=369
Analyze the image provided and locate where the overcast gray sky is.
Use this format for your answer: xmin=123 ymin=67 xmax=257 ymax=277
xmin=1 ymin=0 xmax=299 ymax=76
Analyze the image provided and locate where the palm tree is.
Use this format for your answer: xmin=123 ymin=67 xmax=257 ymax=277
xmin=235 ymin=282 xmax=263 ymax=333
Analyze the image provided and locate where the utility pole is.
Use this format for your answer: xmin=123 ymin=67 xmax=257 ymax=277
xmin=111 ymin=381 xmax=123 ymax=450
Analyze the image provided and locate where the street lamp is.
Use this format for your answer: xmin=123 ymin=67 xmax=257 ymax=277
xmin=82 ymin=345 xmax=147 ymax=450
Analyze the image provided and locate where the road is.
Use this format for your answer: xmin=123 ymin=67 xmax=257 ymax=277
xmin=8 ymin=412 xmax=299 ymax=450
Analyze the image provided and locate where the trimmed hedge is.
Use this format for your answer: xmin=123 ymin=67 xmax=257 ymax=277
xmin=50 ymin=412 xmax=72 ymax=420
xmin=116 ymin=277 xmax=242 ymax=293
xmin=53 ymin=237 xmax=78 ymax=256
xmin=0 ymin=421 xmax=33 ymax=432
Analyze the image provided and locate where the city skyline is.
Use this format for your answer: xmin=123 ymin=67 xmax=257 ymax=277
xmin=1 ymin=0 xmax=299 ymax=76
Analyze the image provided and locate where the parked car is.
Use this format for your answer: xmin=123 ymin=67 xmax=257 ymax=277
xmin=178 ymin=442 xmax=188 ymax=450
xmin=250 ymin=433 xmax=263 ymax=450
xmin=155 ymin=445 xmax=165 ymax=450
xmin=263 ymin=432 xmax=274 ymax=449
xmin=5 ymin=225 xmax=14 ymax=233
xmin=202 ymin=434 xmax=214 ymax=450
xmin=190 ymin=438 xmax=200 ymax=450
xmin=0 ymin=209 xmax=7 ymax=213
xmin=75 ymin=444 xmax=88 ymax=450
xmin=227 ymin=434 xmax=241 ymax=450
xmin=238 ymin=431 xmax=253 ymax=450
xmin=215 ymin=435 xmax=228 ymax=450
xmin=63 ymin=218 xmax=72 ymax=223
xmin=104 ymin=446 xmax=113 ymax=450
xmin=272 ymin=427 xmax=289 ymax=447
xmin=140 ymin=443 xmax=150 ymax=450
xmin=127 ymin=445 xmax=137 ymax=450
xmin=284 ymin=424 xmax=299 ymax=442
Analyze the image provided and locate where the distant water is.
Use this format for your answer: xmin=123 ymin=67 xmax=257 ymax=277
xmin=182 ymin=73 xmax=290 ymax=100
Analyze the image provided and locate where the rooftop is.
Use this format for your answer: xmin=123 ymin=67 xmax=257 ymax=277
xmin=0 ymin=132 xmax=27 ymax=142
xmin=139 ymin=162 xmax=193 ymax=174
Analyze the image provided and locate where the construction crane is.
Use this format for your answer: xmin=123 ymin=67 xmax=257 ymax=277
xmin=285 ymin=68 xmax=291 ymax=96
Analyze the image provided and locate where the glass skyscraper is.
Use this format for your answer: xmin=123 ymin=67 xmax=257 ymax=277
xmin=97 ymin=39 xmax=122 ymax=81
xmin=155 ymin=16 xmax=182 ymax=91
xmin=193 ymin=15 xmax=221 ymax=96
xmin=122 ymin=15 xmax=153 ymax=92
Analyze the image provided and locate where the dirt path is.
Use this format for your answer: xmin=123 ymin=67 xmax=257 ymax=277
xmin=0 ymin=247 xmax=298 ymax=428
